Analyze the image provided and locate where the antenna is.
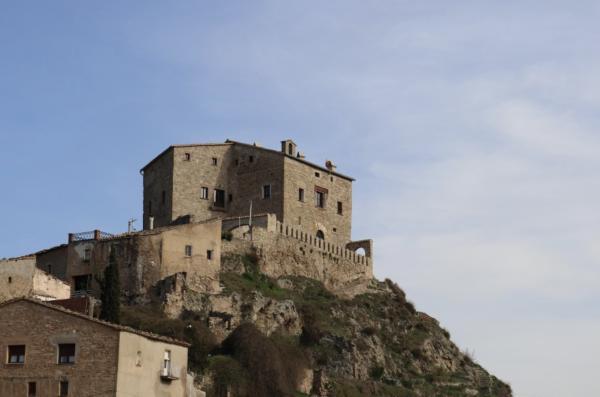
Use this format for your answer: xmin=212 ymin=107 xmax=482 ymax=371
xmin=128 ymin=218 xmax=137 ymax=233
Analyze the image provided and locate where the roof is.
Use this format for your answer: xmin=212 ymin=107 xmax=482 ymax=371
xmin=7 ymin=243 xmax=68 ymax=261
xmin=0 ymin=297 xmax=191 ymax=348
xmin=140 ymin=139 xmax=355 ymax=181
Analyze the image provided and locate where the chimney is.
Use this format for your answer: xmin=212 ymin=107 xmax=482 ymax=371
xmin=325 ymin=160 xmax=337 ymax=172
xmin=281 ymin=139 xmax=297 ymax=157
xmin=149 ymin=217 xmax=155 ymax=230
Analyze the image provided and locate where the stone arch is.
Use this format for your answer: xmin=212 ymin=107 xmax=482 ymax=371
xmin=355 ymin=247 xmax=366 ymax=256
xmin=316 ymin=230 xmax=325 ymax=240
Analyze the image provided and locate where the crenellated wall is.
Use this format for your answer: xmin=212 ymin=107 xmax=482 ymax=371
xmin=222 ymin=215 xmax=373 ymax=296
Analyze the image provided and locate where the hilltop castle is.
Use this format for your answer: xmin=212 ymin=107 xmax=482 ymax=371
xmin=2 ymin=139 xmax=373 ymax=302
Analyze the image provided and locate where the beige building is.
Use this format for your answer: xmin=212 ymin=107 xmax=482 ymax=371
xmin=0 ymin=257 xmax=70 ymax=302
xmin=0 ymin=298 xmax=193 ymax=397
xmin=27 ymin=220 xmax=222 ymax=301
xmin=141 ymin=139 xmax=355 ymax=246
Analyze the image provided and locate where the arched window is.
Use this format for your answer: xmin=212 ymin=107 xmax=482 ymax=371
xmin=316 ymin=230 xmax=325 ymax=240
xmin=355 ymin=247 xmax=366 ymax=256
xmin=288 ymin=143 xmax=294 ymax=155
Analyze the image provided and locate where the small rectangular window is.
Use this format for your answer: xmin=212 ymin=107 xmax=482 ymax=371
xmin=59 ymin=381 xmax=69 ymax=397
xmin=212 ymin=157 xmax=218 ymax=166
xmin=263 ymin=185 xmax=271 ymax=199
xmin=83 ymin=248 xmax=91 ymax=262
xmin=148 ymin=200 xmax=153 ymax=216
xmin=200 ymin=187 xmax=209 ymax=200
xmin=315 ymin=172 xmax=320 ymax=177
xmin=185 ymin=245 xmax=192 ymax=257
xmin=73 ymin=275 xmax=90 ymax=293
xmin=28 ymin=382 xmax=36 ymax=396
xmin=228 ymin=194 xmax=233 ymax=203
xmin=298 ymin=188 xmax=304 ymax=202
xmin=184 ymin=153 xmax=191 ymax=161
xmin=58 ymin=344 xmax=76 ymax=364
xmin=249 ymin=155 xmax=254 ymax=163
xmin=161 ymin=190 xmax=166 ymax=204
xmin=7 ymin=345 xmax=25 ymax=364
xmin=207 ymin=250 xmax=213 ymax=260
xmin=337 ymin=201 xmax=343 ymax=215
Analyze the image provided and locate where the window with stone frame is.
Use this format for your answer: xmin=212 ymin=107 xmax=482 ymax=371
xmin=59 ymin=381 xmax=69 ymax=396
xmin=185 ymin=245 xmax=193 ymax=257
xmin=7 ymin=345 xmax=25 ymax=364
xmin=28 ymin=381 xmax=36 ymax=397
xmin=200 ymin=187 xmax=209 ymax=200
xmin=314 ymin=186 xmax=328 ymax=208
xmin=298 ymin=188 xmax=304 ymax=202
xmin=58 ymin=344 xmax=76 ymax=364
xmin=262 ymin=184 xmax=272 ymax=199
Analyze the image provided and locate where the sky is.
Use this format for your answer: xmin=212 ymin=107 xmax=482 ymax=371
xmin=1 ymin=2 xmax=599 ymax=396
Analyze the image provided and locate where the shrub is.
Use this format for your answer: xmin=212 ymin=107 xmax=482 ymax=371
xmin=208 ymin=355 xmax=247 ymax=397
xmin=221 ymin=323 xmax=308 ymax=397
xmin=221 ymin=230 xmax=233 ymax=241
xmin=369 ymin=366 xmax=385 ymax=381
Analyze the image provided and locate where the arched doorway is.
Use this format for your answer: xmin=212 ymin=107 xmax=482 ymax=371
xmin=355 ymin=247 xmax=366 ymax=256
xmin=316 ymin=230 xmax=325 ymax=240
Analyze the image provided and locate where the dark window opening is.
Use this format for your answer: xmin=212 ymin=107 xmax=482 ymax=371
xmin=184 ymin=153 xmax=191 ymax=161
xmin=228 ymin=194 xmax=233 ymax=202
xmin=73 ymin=275 xmax=90 ymax=293
xmin=315 ymin=172 xmax=320 ymax=177
xmin=249 ymin=155 xmax=254 ymax=163
xmin=214 ymin=189 xmax=225 ymax=207
xmin=315 ymin=191 xmax=326 ymax=208
xmin=148 ymin=201 xmax=153 ymax=216
xmin=330 ymin=176 xmax=334 ymax=182
xmin=333 ymin=228 xmax=337 ymax=232
xmin=298 ymin=188 xmax=304 ymax=202
xmin=8 ymin=345 xmax=25 ymax=364
xmin=337 ymin=201 xmax=343 ymax=215
xmin=200 ymin=187 xmax=209 ymax=200
xmin=83 ymin=248 xmax=92 ymax=262
xmin=58 ymin=344 xmax=75 ymax=364
xmin=288 ymin=143 xmax=293 ymax=155
xmin=8 ymin=276 xmax=12 ymax=283
xmin=59 ymin=381 xmax=69 ymax=396
xmin=207 ymin=250 xmax=213 ymax=260
xmin=28 ymin=382 xmax=36 ymax=397
xmin=212 ymin=157 xmax=218 ymax=166
xmin=263 ymin=185 xmax=271 ymax=199
xmin=161 ymin=190 xmax=166 ymax=204
xmin=185 ymin=245 xmax=193 ymax=257
xmin=316 ymin=230 xmax=325 ymax=240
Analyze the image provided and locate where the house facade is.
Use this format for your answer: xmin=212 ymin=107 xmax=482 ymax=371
xmin=0 ymin=298 xmax=190 ymax=397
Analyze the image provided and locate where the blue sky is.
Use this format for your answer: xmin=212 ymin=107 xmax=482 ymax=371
xmin=1 ymin=2 xmax=599 ymax=396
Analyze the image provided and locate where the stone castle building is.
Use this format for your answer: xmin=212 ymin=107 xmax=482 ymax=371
xmin=141 ymin=139 xmax=357 ymax=248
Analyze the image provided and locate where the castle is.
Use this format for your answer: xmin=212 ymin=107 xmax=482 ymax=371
xmin=2 ymin=139 xmax=373 ymax=302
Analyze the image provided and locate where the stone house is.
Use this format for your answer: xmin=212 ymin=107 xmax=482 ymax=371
xmin=0 ymin=257 xmax=70 ymax=302
xmin=0 ymin=298 xmax=193 ymax=397
xmin=141 ymin=139 xmax=359 ymax=248
xmin=29 ymin=220 xmax=222 ymax=302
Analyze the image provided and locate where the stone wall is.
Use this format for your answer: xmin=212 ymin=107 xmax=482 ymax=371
xmin=282 ymin=155 xmax=353 ymax=246
xmin=0 ymin=258 xmax=70 ymax=302
xmin=222 ymin=219 xmax=373 ymax=296
xmin=143 ymin=147 xmax=174 ymax=229
xmin=0 ymin=300 xmax=120 ymax=397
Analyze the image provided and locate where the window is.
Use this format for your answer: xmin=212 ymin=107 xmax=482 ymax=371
xmin=58 ymin=344 xmax=75 ymax=364
xmin=337 ymin=201 xmax=343 ymax=215
xmin=185 ymin=245 xmax=192 ymax=257
xmin=212 ymin=157 xmax=218 ymax=166
xmin=288 ymin=143 xmax=294 ymax=155
xmin=315 ymin=172 xmax=320 ymax=177
xmin=7 ymin=345 xmax=25 ymax=364
xmin=83 ymin=248 xmax=91 ymax=262
xmin=200 ymin=187 xmax=209 ymax=200
xmin=315 ymin=191 xmax=325 ymax=208
xmin=184 ymin=152 xmax=191 ymax=161
xmin=298 ymin=188 xmax=304 ymax=202
xmin=316 ymin=230 xmax=325 ymax=240
xmin=262 ymin=185 xmax=271 ymax=199
xmin=161 ymin=190 xmax=166 ymax=204
xmin=228 ymin=194 xmax=233 ymax=203
xmin=59 ymin=381 xmax=69 ymax=397
xmin=148 ymin=200 xmax=153 ymax=216
xmin=136 ymin=351 xmax=142 ymax=367
xmin=28 ymin=382 xmax=36 ymax=397
xmin=330 ymin=176 xmax=334 ymax=182
xmin=234 ymin=158 xmax=239 ymax=166
xmin=249 ymin=155 xmax=254 ymax=163
xmin=8 ymin=276 xmax=12 ymax=283
xmin=207 ymin=250 xmax=213 ymax=260
xmin=214 ymin=189 xmax=225 ymax=207
xmin=73 ymin=275 xmax=90 ymax=293
xmin=333 ymin=228 xmax=337 ymax=232
xmin=163 ymin=350 xmax=172 ymax=375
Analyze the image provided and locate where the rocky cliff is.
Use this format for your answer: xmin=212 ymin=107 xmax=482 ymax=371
xmin=122 ymin=248 xmax=511 ymax=397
